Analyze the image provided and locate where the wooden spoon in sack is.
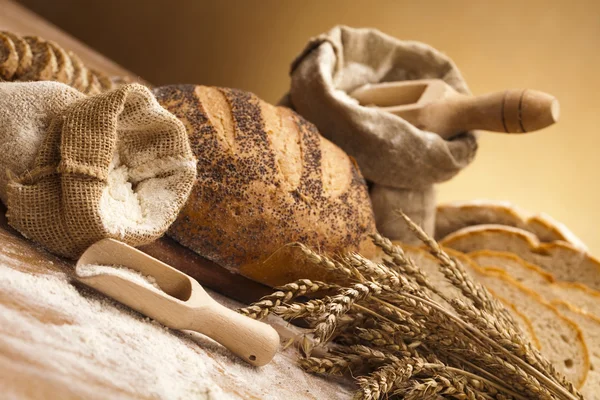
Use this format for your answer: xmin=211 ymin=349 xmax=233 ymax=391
xmin=350 ymin=79 xmax=560 ymax=139
xmin=76 ymin=238 xmax=280 ymax=367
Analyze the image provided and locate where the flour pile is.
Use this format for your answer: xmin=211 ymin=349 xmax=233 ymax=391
xmin=0 ymin=263 xmax=226 ymax=399
xmin=75 ymin=263 xmax=163 ymax=292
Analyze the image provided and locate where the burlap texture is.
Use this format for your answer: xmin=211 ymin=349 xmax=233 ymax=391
xmin=3 ymin=82 xmax=196 ymax=258
xmin=283 ymin=26 xmax=478 ymax=242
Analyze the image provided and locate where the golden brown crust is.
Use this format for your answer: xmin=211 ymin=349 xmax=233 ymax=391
xmin=154 ymin=85 xmax=376 ymax=286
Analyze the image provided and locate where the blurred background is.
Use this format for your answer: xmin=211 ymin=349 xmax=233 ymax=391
xmin=18 ymin=0 xmax=600 ymax=252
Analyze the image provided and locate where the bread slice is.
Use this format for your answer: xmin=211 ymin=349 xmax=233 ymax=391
xmin=553 ymin=301 xmax=600 ymax=399
xmin=20 ymin=36 xmax=57 ymax=81
xmin=92 ymin=69 xmax=113 ymax=92
xmin=446 ymin=249 xmax=589 ymax=388
xmin=67 ymin=50 xmax=89 ymax=92
xmin=440 ymin=224 xmax=600 ymax=291
xmin=2 ymin=32 xmax=32 ymax=78
xmin=470 ymin=250 xmax=600 ymax=320
xmin=47 ymin=40 xmax=73 ymax=84
xmin=84 ymin=69 xmax=102 ymax=95
xmin=436 ymin=200 xmax=587 ymax=250
xmin=373 ymin=245 xmax=541 ymax=349
xmin=0 ymin=33 xmax=18 ymax=80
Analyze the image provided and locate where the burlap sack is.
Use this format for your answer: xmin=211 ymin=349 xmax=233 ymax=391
xmin=282 ymin=26 xmax=478 ymax=242
xmin=2 ymin=81 xmax=196 ymax=258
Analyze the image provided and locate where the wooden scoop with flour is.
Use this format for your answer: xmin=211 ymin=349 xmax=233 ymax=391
xmin=350 ymin=79 xmax=560 ymax=138
xmin=76 ymin=239 xmax=280 ymax=367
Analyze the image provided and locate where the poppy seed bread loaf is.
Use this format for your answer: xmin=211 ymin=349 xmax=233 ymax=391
xmin=154 ymin=85 xmax=376 ymax=286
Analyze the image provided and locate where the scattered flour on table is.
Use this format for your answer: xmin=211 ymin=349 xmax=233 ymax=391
xmin=0 ymin=264 xmax=228 ymax=400
xmin=76 ymin=263 xmax=163 ymax=292
xmin=0 ymin=231 xmax=353 ymax=399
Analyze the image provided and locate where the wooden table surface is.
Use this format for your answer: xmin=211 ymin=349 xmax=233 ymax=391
xmin=0 ymin=1 xmax=353 ymax=398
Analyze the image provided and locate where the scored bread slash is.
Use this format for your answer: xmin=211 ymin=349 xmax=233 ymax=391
xmin=21 ymin=36 xmax=57 ymax=81
xmin=47 ymin=40 xmax=74 ymax=84
xmin=91 ymin=69 xmax=113 ymax=91
xmin=67 ymin=50 xmax=88 ymax=92
xmin=2 ymin=31 xmax=32 ymax=78
xmin=0 ymin=33 xmax=18 ymax=80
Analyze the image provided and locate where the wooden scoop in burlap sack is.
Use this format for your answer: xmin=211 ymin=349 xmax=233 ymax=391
xmin=283 ymin=26 xmax=558 ymax=243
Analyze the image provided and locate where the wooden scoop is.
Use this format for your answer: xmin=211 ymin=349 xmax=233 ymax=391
xmin=76 ymin=238 xmax=280 ymax=367
xmin=350 ymin=79 xmax=560 ymax=139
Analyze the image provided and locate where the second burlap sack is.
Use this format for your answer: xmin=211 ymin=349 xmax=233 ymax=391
xmin=283 ymin=26 xmax=478 ymax=243
xmin=1 ymin=81 xmax=196 ymax=258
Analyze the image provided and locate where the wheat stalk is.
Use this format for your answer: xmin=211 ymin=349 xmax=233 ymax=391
xmin=240 ymin=215 xmax=581 ymax=400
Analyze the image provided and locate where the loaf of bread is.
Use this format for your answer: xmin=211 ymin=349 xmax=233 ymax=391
xmin=153 ymin=85 xmax=376 ymax=286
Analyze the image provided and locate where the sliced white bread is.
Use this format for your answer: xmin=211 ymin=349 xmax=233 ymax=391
xmin=436 ymin=200 xmax=587 ymax=250
xmin=469 ymin=250 xmax=600 ymax=320
xmin=401 ymin=245 xmax=540 ymax=348
xmin=553 ymin=301 xmax=600 ymax=400
xmin=440 ymin=225 xmax=600 ymax=291
xmin=446 ymin=249 xmax=589 ymax=388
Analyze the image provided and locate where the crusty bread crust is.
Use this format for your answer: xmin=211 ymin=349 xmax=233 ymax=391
xmin=441 ymin=224 xmax=600 ymax=290
xmin=154 ymin=85 xmax=376 ymax=286
xmin=436 ymin=200 xmax=587 ymax=250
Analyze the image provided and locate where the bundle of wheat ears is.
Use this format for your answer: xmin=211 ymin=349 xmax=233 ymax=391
xmin=239 ymin=212 xmax=581 ymax=400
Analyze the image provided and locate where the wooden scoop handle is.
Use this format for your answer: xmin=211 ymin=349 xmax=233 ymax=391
xmin=191 ymin=299 xmax=280 ymax=367
xmin=405 ymin=89 xmax=560 ymax=139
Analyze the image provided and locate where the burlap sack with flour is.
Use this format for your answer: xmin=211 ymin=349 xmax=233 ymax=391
xmin=0 ymin=81 xmax=196 ymax=258
xmin=282 ymin=26 xmax=478 ymax=242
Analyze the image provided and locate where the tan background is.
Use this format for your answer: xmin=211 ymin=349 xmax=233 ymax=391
xmin=17 ymin=0 xmax=600 ymax=253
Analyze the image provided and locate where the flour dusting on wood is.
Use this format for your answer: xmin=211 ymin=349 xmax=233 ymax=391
xmin=76 ymin=263 xmax=162 ymax=291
